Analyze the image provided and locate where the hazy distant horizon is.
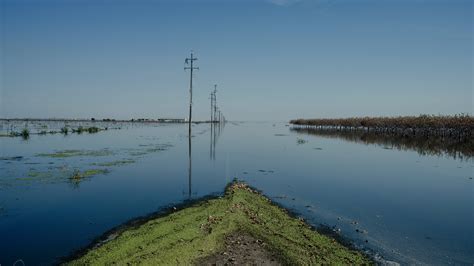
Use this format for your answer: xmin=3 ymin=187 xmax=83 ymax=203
xmin=1 ymin=0 xmax=472 ymax=121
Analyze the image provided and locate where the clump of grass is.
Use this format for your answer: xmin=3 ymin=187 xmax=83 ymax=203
xmin=68 ymin=182 xmax=371 ymax=265
xmin=70 ymin=170 xmax=82 ymax=181
xmin=87 ymin=127 xmax=100 ymax=134
xmin=61 ymin=127 xmax=69 ymax=135
xmin=39 ymin=130 xmax=48 ymax=135
xmin=21 ymin=128 xmax=30 ymax=140
xmin=75 ymin=126 xmax=84 ymax=134
xmin=70 ymin=169 xmax=109 ymax=181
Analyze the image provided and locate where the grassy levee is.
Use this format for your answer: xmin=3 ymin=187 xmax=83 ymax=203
xmin=68 ymin=183 xmax=371 ymax=265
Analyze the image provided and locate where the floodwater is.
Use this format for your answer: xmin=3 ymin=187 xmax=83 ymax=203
xmin=0 ymin=121 xmax=472 ymax=265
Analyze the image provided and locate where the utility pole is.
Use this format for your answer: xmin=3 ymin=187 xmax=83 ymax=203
xmin=184 ymin=51 xmax=199 ymax=136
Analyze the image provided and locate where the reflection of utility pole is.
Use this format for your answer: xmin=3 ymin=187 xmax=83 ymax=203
xmin=214 ymin=86 xmax=218 ymax=123
xmin=210 ymin=92 xmax=214 ymax=123
xmin=184 ymin=51 xmax=199 ymax=137
xmin=188 ymin=134 xmax=192 ymax=198
xmin=213 ymin=84 xmax=217 ymax=122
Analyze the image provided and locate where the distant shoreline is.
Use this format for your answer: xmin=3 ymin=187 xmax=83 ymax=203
xmin=0 ymin=118 xmax=215 ymax=124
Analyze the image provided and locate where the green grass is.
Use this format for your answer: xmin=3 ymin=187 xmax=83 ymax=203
xmin=68 ymin=182 xmax=371 ymax=265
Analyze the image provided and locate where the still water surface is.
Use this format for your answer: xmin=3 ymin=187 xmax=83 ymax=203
xmin=0 ymin=122 xmax=472 ymax=265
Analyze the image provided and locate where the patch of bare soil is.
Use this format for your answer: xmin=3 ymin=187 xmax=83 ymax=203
xmin=197 ymin=232 xmax=281 ymax=266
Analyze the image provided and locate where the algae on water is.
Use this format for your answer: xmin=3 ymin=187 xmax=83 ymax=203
xmin=37 ymin=149 xmax=114 ymax=158
xmin=92 ymin=159 xmax=135 ymax=167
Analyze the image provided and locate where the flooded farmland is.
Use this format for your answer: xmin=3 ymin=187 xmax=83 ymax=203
xmin=0 ymin=121 xmax=472 ymax=265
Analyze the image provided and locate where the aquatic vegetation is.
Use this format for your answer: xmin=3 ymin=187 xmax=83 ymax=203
xmin=81 ymin=169 xmax=109 ymax=177
xmin=297 ymin=138 xmax=307 ymax=144
xmin=74 ymin=126 xmax=84 ymax=134
xmin=128 ymin=151 xmax=149 ymax=156
xmin=290 ymin=114 xmax=473 ymax=140
xmin=12 ymin=168 xmax=110 ymax=186
xmin=37 ymin=149 xmax=114 ymax=158
xmin=92 ymin=159 xmax=135 ymax=167
xmin=67 ymin=182 xmax=370 ymax=265
xmin=87 ymin=127 xmax=100 ymax=133
xmin=0 ymin=156 xmax=24 ymax=161
xmin=70 ymin=169 xmax=109 ymax=181
xmin=21 ymin=128 xmax=30 ymax=140
xmin=127 ymin=143 xmax=173 ymax=157
xmin=61 ymin=126 xmax=69 ymax=135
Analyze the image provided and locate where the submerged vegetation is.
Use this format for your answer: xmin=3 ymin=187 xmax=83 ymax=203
xmin=68 ymin=182 xmax=370 ymax=265
xmin=1 ymin=124 xmax=106 ymax=138
xmin=5 ymin=128 xmax=30 ymax=139
xmin=12 ymin=167 xmax=110 ymax=186
xmin=70 ymin=169 xmax=109 ymax=185
xmin=37 ymin=149 xmax=114 ymax=158
xmin=92 ymin=159 xmax=136 ymax=167
xmin=2 ymin=142 xmax=173 ymax=189
xmin=290 ymin=114 xmax=473 ymax=140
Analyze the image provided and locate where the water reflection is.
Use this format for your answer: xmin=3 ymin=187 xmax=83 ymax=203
xmin=187 ymin=121 xmax=225 ymax=199
xmin=291 ymin=127 xmax=474 ymax=160
xmin=209 ymin=122 xmax=225 ymax=161
xmin=188 ymin=127 xmax=192 ymax=199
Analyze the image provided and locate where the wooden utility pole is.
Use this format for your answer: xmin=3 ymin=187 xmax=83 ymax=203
xmin=184 ymin=51 xmax=199 ymax=136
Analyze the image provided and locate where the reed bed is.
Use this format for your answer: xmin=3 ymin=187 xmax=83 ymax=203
xmin=290 ymin=115 xmax=473 ymax=140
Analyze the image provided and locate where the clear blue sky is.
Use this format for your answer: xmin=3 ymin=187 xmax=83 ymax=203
xmin=1 ymin=0 xmax=472 ymax=121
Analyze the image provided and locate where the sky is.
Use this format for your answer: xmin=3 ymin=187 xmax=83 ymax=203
xmin=0 ymin=0 xmax=472 ymax=121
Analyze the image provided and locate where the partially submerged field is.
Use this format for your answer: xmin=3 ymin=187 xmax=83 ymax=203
xmin=290 ymin=115 xmax=473 ymax=140
xmin=67 ymin=183 xmax=371 ymax=265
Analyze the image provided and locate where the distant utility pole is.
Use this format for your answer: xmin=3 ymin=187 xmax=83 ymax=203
xmin=184 ymin=51 xmax=199 ymax=136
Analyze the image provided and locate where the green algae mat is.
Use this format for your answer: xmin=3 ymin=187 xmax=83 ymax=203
xmin=68 ymin=183 xmax=371 ymax=265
